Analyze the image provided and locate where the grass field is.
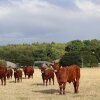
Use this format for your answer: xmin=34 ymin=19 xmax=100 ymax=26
xmin=0 ymin=68 xmax=100 ymax=100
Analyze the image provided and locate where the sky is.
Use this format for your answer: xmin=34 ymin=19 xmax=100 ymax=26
xmin=0 ymin=0 xmax=100 ymax=45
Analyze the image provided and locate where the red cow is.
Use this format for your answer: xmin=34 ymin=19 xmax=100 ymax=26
xmin=52 ymin=63 xmax=80 ymax=95
xmin=0 ymin=65 xmax=7 ymax=85
xmin=14 ymin=68 xmax=22 ymax=83
xmin=7 ymin=69 xmax=13 ymax=79
xmin=24 ymin=66 xmax=34 ymax=79
xmin=41 ymin=66 xmax=54 ymax=86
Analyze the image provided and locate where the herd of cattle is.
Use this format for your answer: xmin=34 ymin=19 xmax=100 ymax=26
xmin=0 ymin=63 xmax=80 ymax=95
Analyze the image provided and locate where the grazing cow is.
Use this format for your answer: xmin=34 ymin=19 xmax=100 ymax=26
xmin=52 ymin=63 xmax=80 ymax=95
xmin=7 ymin=69 xmax=13 ymax=79
xmin=14 ymin=68 xmax=22 ymax=83
xmin=0 ymin=65 xmax=7 ymax=85
xmin=23 ymin=66 xmax=34 ymax=79
xmin=41 ymin=66 xmax=54 ymax=86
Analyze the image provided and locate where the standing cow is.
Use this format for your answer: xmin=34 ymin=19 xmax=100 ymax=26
xmin=14 ymin=68 xmax=22 ymax=83
xmin=7 ymin=68 xmax=13 ymax=79
xmin=41 ymin=66 xmax=54 ymax=86
xmin=0 ymin=65 xmax=7 ymax=85
xmin=23 ymin=66 xmax=34 ymax=79
xmin=52 ymin=63 xmax=80 ymax=95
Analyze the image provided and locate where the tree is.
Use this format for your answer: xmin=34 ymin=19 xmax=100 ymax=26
xmin=60 ymin=51 xmax=81 ymax=66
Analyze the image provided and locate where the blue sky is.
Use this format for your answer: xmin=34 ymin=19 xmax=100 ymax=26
xmin=0 ymin=0 xmax=100 ymax=45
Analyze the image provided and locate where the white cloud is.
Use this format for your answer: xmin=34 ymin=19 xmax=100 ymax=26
xmin=75 ymin=0 xmax=100 ymax=16
xmin=0 ymin=0 xmax=100 ymax=45
xmin=0 ymin=7 xmax=11 ymax=18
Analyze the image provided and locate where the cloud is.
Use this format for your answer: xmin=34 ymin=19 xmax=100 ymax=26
xmin=75 ymin=0 xmax=100 ymax=16
xmin=0 ymin=0 xmax=100 ymax=45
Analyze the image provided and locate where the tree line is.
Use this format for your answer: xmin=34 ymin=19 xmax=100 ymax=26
xmin=0 ymin=39 xmax=100 ymax=67
xmin=0 ymin=42 xmax=66 ymax=66
xmin=60 ymin=39 xmax=100 ymax=67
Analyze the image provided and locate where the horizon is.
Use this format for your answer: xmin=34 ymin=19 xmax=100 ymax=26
xmin=0 ymin=38 xmax=99 ymax=46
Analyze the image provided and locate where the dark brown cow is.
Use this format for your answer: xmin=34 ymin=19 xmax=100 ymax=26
xmin=0 ymin=65 xmax=7 ymax=85
xmin=7 ymin=69 xmax=13 ymax=79
xmin=52 ymin=63 xmax=80 ymax=95
xmin=41 ymin=66 xmax=54 ymax=86
xmin=24 ymin=66 xmax=34 ymax=79
xmin=14 ymin=68 xmax=22 ymax=83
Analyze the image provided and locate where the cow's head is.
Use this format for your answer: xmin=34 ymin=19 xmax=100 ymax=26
xmin=51 ymin=63 xmax=61 ymax=72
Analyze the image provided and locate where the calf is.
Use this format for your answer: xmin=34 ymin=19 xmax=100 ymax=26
xmin=52 ymin=63 xmax=80 ymax=95
xmin=23 ymin=66 xmax=34 ymax=79
xmin=7 ymin=69 xmax=13 ymax=79
xmin=14 ymin=68 xmax=22 ymax=83
xmin=0 ymin=65 xmax=7 ymax=85
xmin=41 ymin=66 xmax=54 ymax=86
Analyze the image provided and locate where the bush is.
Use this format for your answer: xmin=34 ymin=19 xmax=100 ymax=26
xmin=0 ymin=60 xmax=7 ymax=66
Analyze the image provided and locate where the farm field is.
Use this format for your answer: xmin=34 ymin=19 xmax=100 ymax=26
xmin=0 ymin=68 xmax=100 ymax=100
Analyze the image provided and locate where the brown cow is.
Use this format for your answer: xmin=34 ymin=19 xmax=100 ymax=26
xmin=0 ymin=65 xmax=7 ymax=85
xmin=14 ymin=68 xmax=22 ymax=83
xmin=52 ymin=63 xmax=80 ymax=95
xmin=23 ymin=66 xmax=34 ymax=79
xmin=7 ymin=68 xmax=13 ymax=79
xmin=41 ymin=66 xmax=54 ymax=86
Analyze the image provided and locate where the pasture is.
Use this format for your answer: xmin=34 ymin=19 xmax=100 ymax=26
xmin=0 ymin=68 xmax=100 ymax=100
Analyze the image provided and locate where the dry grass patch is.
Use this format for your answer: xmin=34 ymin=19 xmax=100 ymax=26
xmin=0 ymin=68 xmax=100 ymax=100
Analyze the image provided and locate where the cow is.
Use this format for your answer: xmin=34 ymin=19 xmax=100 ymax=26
xmin=51 ymin=63 xmax=80 ymax=95
xmin=0 ymin=65 xmax=7 ymax=85
xmin=7 ymin=68 xmax=13 ymax=79
xmin=40 ymin=66 xmax=54 ymax=86
xmin=23 ymin=66 xmax=34 ymax=79
xmin=14 ymin=68 xmax=22 ymax=83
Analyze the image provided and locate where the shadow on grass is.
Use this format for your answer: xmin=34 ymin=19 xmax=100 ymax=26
xmin=32 ymin=89 xmax=72 ymax=95
xmin=9 ymin=80 xmax=22 ymax=83
xmin=9 ymin=81 xmax=15 ymax=83
xmin=31 ymin=83 xmax=44 ymax=86
xmin=32 ymin=89 xmax=58 ymax=94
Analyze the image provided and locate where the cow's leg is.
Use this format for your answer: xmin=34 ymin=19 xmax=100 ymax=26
xmin=63 ymin=82 xmax=66 ymax=95
xmin=43 ymin=79 xmax=45 ymax=85
xmin=25 ymin=74 xmax=26 ymax=79
xmin=73 ymin=80 xmax=77 ymax=93
xmin=15 ymin=78 xmax=16 ymax=83
xmin=17 ymin=78 xmax=19 ymax=82
xmin=1 ymin=78 xmax=3 ymax=85
xmin=4 ymin=76 xmax=6 ymax=85
xmin=59 ymin=83 xmax=63 ymax=95
xmin=49 ymin=78 xmax=51 ymax=85
xmin=21 ymin=77 xmax=22 ymax=82
xmin=28 ymin=75 xmax=30 ymax=79
xmin=76 ymin=79 xmax=79 ymax=93
xmin=46 ymin=79 xmax=48 ymax=86
xmin=52 ymin=77 xmax=54 ymax=85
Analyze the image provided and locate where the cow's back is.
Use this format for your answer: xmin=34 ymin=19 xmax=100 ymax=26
xmin=66 ymin=65 xmax=80 ymax=82
xmin=44 ymin=68 xmax=54 ymax=79
xmin=24 ymin=66 xmax=34 ymax=75
xmin=57 ymin=65 xmax=80 ymax=83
